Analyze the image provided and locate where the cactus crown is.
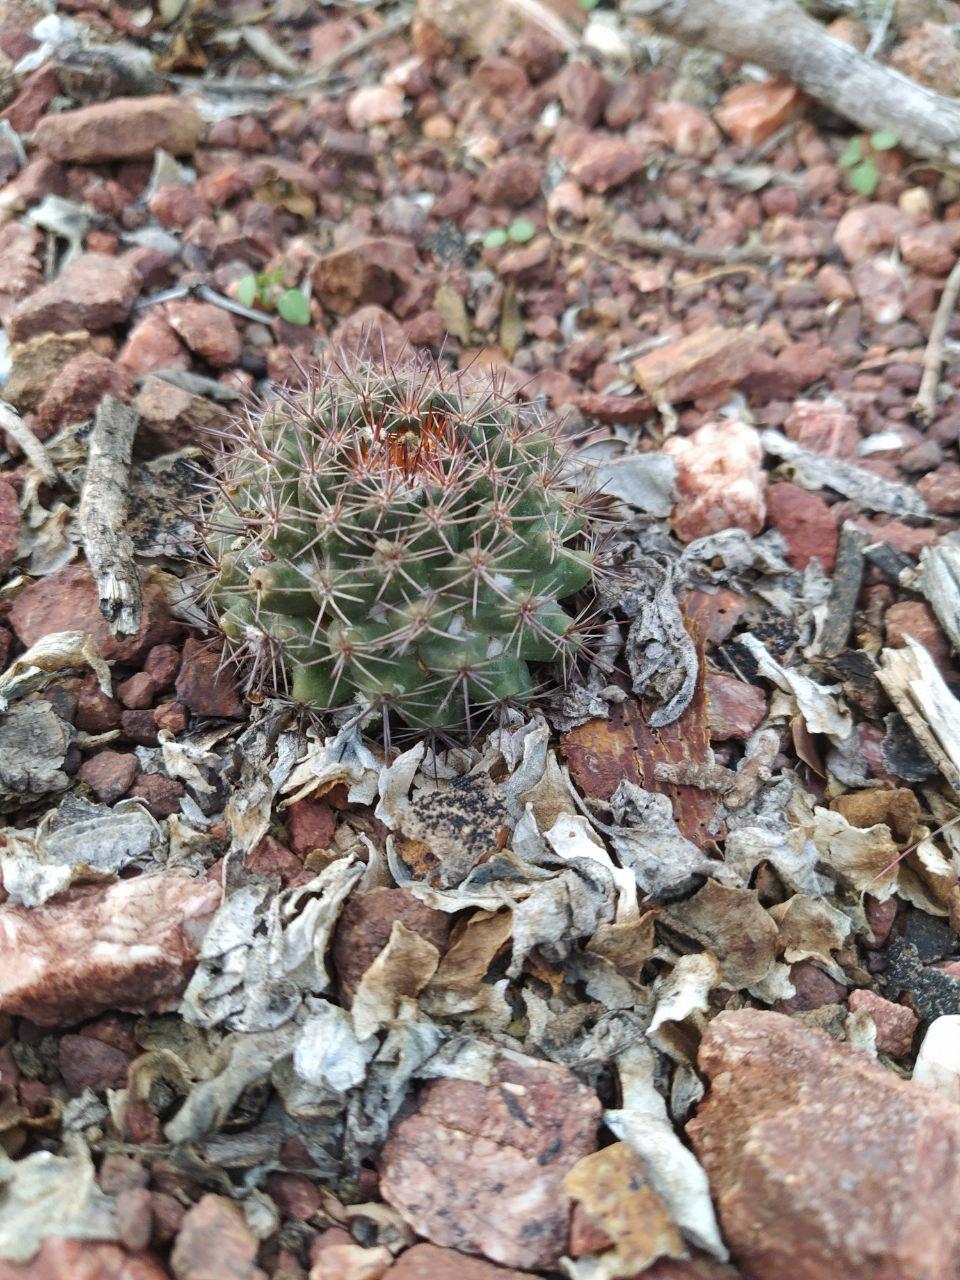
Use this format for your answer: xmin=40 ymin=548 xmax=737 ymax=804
xmin=200 ymin=354 xmax=606 ymax=733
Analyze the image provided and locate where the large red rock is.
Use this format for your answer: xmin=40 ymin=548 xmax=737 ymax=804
xmin=170 ymin=1194 xmax=259 ymax=1280
xmin=34 ymin=351 xmax=136 ymax=438
xmin=312 ymin=238 xmax=419 ymax=314
xmin=34 ymin=95 xmax=202 ymax=163
xmin=10 ymin=564 xmax=180 ymax=664
xmin=688 ymin=1009 xmax=960 ymax=1280
xmin=0 ymin=1240 xmax=169 ymax=1280
xmin=0 ymin=874 xmax=220 ymax=1026
xmin=765 ymin=481 xmax=839 ymax=571
xmin=634 ymin=328 xmax=762 ymax=404
xmin=380 ymin=1049 xmax=600 ymax=1269
xmin=6 ymin=253 xmax=140 ymax=341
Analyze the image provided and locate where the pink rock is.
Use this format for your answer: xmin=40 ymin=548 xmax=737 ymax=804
xmin=34 ymin=351 xmax=135 ymax=437
xmin=900 ymin=222 xmax=960 ymax=276
xmin=332 ymin=886 xmax=451 ymax=1003
xmin=765 ymin=482 xmax=839 ymax=571
xmin=777 ymin=960 xmax=847 ymax=1012
xmin=170 ymin=1194 xmax=259 ymax=1280
xmin=884 ymin=599 xmax=954 ymax=670
xmin=128 ymin=773 xmax=185 ymax=820
xmin=285 ymin=797 xmax=338 ymax=857
xmin=115 ymin=1187 xmax=153 ymax=1254
xmin=816 ymin=263 xmax=856 ymax=304
xmin=851 ymin=256 xmax=907 ymax=325
xmin=165 ymin=300 xmax=241 ymax=368
xmin=34 ymin=95 xmax=202 ymax=163
xmin=390 ymin=1245 xmax=532 ymax=1280
xmin=134 ymin=375 xmax=230 ymax=454
xmin=78 ymin=750 xmax=139 ymax=804
xmin=0 ymin=873 xmax=219 ymax=1026
xmin=714 ymin=79 xmax=805 ymax=147
xmin=651 ymin=102 xmax=720 ymax=158
xmin=833 ymin=203 xmax=906 ymax=264
xmin=0 ymin=478 xmax=19 ymax=573
xmin=891 ymin=20 xmax=960 ymax=93
xmin=380 ymin=1049 xmax=600 ymax=1269
xmin=346 ymin=85 xmax=405 ymax=130
xmin=2 ymin=67 xmax=59 ymax=134
xmin=265 ymin=1172 xmax=322 ymax=1221
xmin=848 ymin=988 xmax=919 ymax=1056
xmin=120 ymin=313 xmax=189 ymax=374
xmin=634 ymin=327 xmax=762 ymax=403
xmin=476 ymin=155 xmax=542 ymax=207
xmin=6 ymin=253 xmax=140 ymax=342
xmin=689 ymin=1009 xmax=960 ymax=1280
xmin=148 ymin=183 xmax=210 ymax=230
xmin=312 ymin=238 xmax=419 ymax=314
xmin=918 ymin=462 xmax=960 ymax=513
xmin=705 ymin=672 xmax=767 ymax=741
xmin=743 ymin=341 xmax=833 ymax=401
xmin=175 ymin=636 xmax=244 ymax=719
xmin=144 ymin=644 xmax=182 ymax=691
xmin=0 ymin=1240 xmax=169 ymax=1280
xmin=0 ymin=223 xmax=41 ymax=323
xmin=332 ymin=305 xmax=408 ymax=362
xmin=663 ymin=419 xmax=766 ymax=543
xmin=783 ymin=399 xmax=860 ymax=457
xmin=570 ymin=135 xmax=646 ymax=193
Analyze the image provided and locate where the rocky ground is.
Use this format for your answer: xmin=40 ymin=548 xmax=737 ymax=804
xmin=0 ymin=0 xmax=960 ymax=1278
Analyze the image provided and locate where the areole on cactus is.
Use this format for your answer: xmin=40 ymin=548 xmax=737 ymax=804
xmin=199 ymin=353 xmax=608 ymax=733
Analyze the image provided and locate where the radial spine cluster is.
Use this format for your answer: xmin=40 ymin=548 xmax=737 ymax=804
xmin=202 ymin=356 xmax=603 ymax=731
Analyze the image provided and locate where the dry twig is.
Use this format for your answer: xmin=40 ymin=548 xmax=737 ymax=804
xmin=78 ymin=397 xmax=142 ymax=638
xmin=915 ymin=255 xmax=960 ymax=422
xmin=0 ymin=401 xmax=57 ymax=486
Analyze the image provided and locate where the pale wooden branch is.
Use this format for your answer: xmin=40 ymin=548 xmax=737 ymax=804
xmin=634 ymin=0 xmax=960 ymax=166
xmin=0 ymin=401 xmax=57 ymax=485
xmin=915 ymin=255 xmax=960 ymax=422
xmin=78 ymin=397 xmax=142 ymax=638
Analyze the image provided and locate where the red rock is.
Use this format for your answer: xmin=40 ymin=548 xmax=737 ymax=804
xmin=900 ymin=222 xmax=960 ymax=275
xmin=834 ymin=203 xmax=906 ymax=264
xmin=816 ymin=263 xmax=856 ymax=304
xmin=848 ymin=988 xmax=919 ymax=1056
xmin=35 ymin=95 xmax=202 ymax=163
xmin=918 ymin=461 xmax=960 ymax=513
xmin=689 ymin=1009 xmax=960 ymax=1280
xmin=144 ymin=644 xmax=182 ymax=691
xmin=11 ymin=564 xmax=179 ymax=664
xmin=117 ymin=673 xmax=156 ymax=710
xmin=128 ymin=773 xmax=185 ymax=819
xmin=403 ymin=308 xmax=445 ymax=347
xmin=851 ymin=256 xmax=907 ymax=325
xmin=663 ymin=419 xmax=766 ymax=542
xmin=75 ymin=678 xmax=123 ymax=734
xmin=6 ymin=253 xmax=140 ymax=342
xmin=170 ymin=1194 xmax=259 ymax=1280
xmin=884 ymin=600 xmax=953 ymax=669
xmin=714 ymin=79 xmax=805 ymax=147
xmin=0 ymin=1240 xmax=169 ymax=1280
xmin=705 ymin=672 xmax=767 ymax=741
xmin=78 ymin=750 xmax=139 ymax=804
xmin=175 ymin=636 xmax=244 ymax=719
xmin=332 ymin=886 xmax=452 ymax=1003
xmin=154 ymin=702 xmax=189 ymax=735
xmin=568 ymin=1201 xmax=613 ymax=1257
xmin=783 ymin=399 xmax=860 ymax=457
xmin=573 ymin=391 xmax=654 ymax=423
xmin=99 ymin=1153 xmax=150 ymax=1194
xmin=4 ymin=330 xmax=91 ymax=410
xmin=0 ymin=873 xmax=219 ymax=1026
xmin=742 ymin=341 xmax=833 ymax=400
xmin=245 ymin=836 xmax=309 ymax=887
xmin=476 ymin=155 xmax=542 ymax=207
xmin=35 ymin=351 xmax=135 ymax=437
xmin=331 ymin=305 xmax=408 ymax=362
xmin=389 ymin=1245 xmax=531 ymax=1280
xmin=557 ymin=61 xmax=610 ymax=126
xmin=122 ymin=710 xmax=159 ymax=747
xmin=1 ymin=66 xmax=59 ymax=133
xmin=134 ymin=374 xmax=230 ymax=454
xmin=147 ymin=183 xmax=210 ymax=230
xmin=571 ymin=135 xmax=646 ymax=193
xmin=0 ymin=223 xmax=41 ymax=323
xmin=119 ymin=313 xmax=189 ymax=375
xmin=0 ymin=478 xmax=19 ymax=572
xmin=151 ymin=1192 xmax=186 ymax=1245
xmin=776 ymin=960 xmax=847 ymax=1012
xmin=633 ymin=327 xmax=762 ymax=403
xmin=265 ymin=1172 xmax=322 ymax=1221
xmin=0 ymin=158 xmax=63 ymax=224
xmin=891 ymin=20 xmax=960 ymax=93
xmin=285 ymin=797 xmax=337 ymax=857
xmin=346 ymin=84 xmax=405 ymax=130
xmin=165 ymin=300 xmax=241 ymax=368
xmin=651 ymin=101 xmax=720 ymax=158
xmin=380 ymin=1049 xmax=600 ymax=1270
xmin=765 ymin=481 xmax=839 ymax=571
xmin=58 ymin=1032 xmax=131 ymax=1095
xmin=851 ymin=515 xmax=942 ymax=556
xmin=312 ymin=238 xmax=419 ymax=314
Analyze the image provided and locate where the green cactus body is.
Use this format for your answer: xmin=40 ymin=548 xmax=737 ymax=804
xmin=201 ymin=357 xmax=603 ymax=731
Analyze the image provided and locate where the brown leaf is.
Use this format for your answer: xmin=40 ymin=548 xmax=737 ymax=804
xmin=499 ymin=281 xmax=525 ymax=360
xmin=433 ymin=284 xmax=471 ymax=344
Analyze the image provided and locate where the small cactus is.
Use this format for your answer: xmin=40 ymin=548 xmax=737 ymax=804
xmin=200 ymin=355 xmax=606 ymax=733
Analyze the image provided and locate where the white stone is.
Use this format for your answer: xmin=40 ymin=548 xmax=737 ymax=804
xmin=912 ymin=1015 xmax=960 ymax=1102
